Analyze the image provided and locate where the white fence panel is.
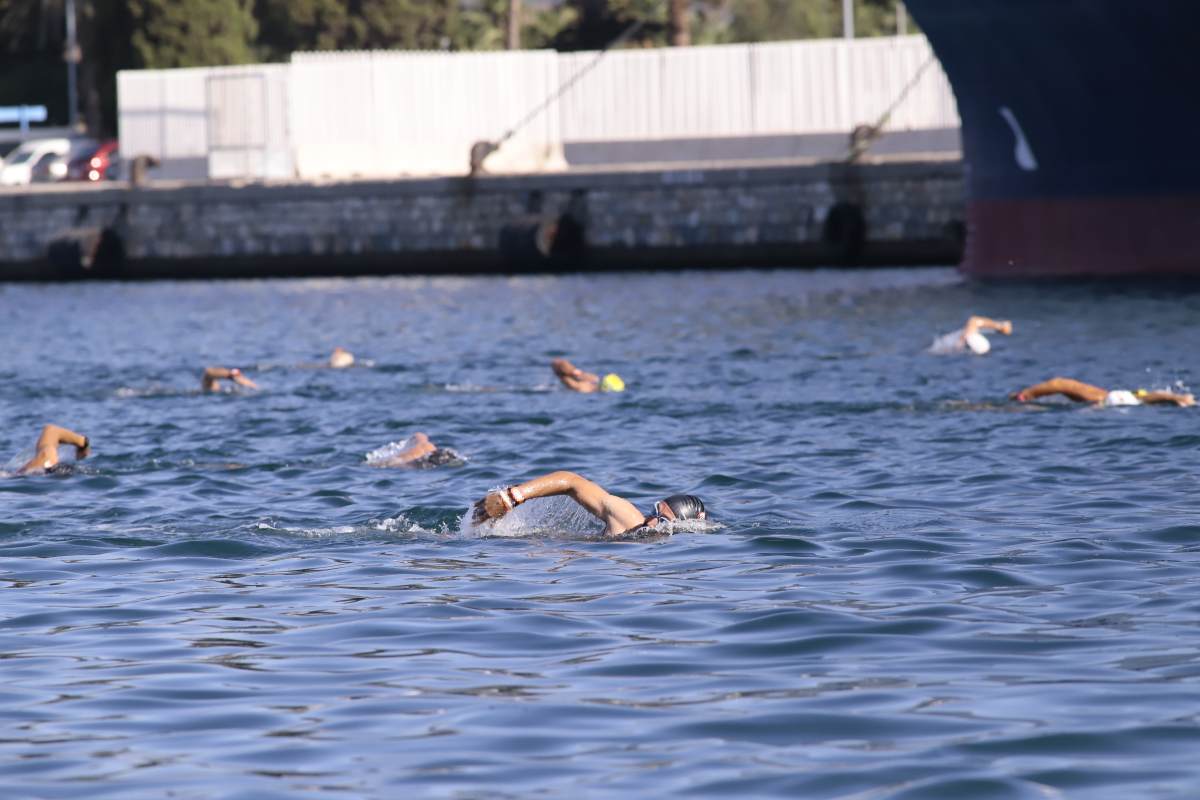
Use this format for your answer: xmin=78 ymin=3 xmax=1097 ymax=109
xmin=558 ymin=49 xmax=662 ymax=140
xmin=838 ymin=35 xmax=957 ymax=131
xmin=289 ymin=49 xmax=564 ymax=179
xmin=116 ymin=35 xmax=960 ymax=181
xmin=556 ymin=35 xmax=960 ymax=142
xmin=206 ymin=64 xmax=293 ymax=179
xmin=559 ymin=35 xmax=956 ymax=142
xmin=119 ymin=64 xmax=294 ymax=180
xmin=117 ymin=68 xmax=210 ymax=179
xmin=287 ymin=54 xmax=376 ymax=179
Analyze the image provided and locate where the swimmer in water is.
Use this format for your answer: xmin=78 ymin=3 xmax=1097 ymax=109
xmin=929 ymin=315 xmax=1013 ymax=355
xmin=471 ymin=471 xmax=705 ymax=535
xmin=550 ymin=358 xmax=625 ymax=393
xmin=1011 ymin=377 xmax=1195 ymax=407
xmin=330 ymin=347 xmax=355 ymax=369
xmin=368 ymin=432 xmax=459 ymax=468
xmin=19 ymin=424 xmax=90 ymax=474
xmin=201 ymin=366 xmax=259 ymax=393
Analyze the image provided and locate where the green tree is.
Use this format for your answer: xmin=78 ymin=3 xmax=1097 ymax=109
xmin=128 ymin=0 xmax=257 ymax=68
xmin=552 ymin=0 xmax=666 ymax=51
xmin=719 ymin=0 xmax=909 ymax=43
xmin=254 ymin=0 xmax=350 ymax=59
xmin=255 ymin=0 xmax=464 ymax=55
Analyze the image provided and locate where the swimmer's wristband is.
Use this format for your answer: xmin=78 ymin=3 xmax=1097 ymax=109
xmin=506 ymin=486 xmax=525 ymax=507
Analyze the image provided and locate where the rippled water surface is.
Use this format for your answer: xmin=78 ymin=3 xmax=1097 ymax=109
xmin=4 ymin=269 xmax=1200 ymax=799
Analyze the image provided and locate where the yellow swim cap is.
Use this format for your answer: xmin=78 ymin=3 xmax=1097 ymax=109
xmin=1136 ymin=388 xmax=1148 ymax=397
xmin=601 ymin=373 xmax=625 ymax=392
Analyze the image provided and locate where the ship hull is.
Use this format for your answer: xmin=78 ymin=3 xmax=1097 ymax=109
xmin=970 ymin=195 xmax=1200 ymax=278
xmin=904 ymin=0 xmax=1200 ymax=278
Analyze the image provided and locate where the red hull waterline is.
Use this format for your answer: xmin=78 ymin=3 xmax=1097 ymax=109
xmin=963 ymin=196 xmax=1200 ymax=279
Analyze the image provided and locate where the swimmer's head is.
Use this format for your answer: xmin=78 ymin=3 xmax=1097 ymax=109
xmin=600 ymin=373 xmax=625 ymax=392
xmin=655 ymin=494 xmax=706 ymax=522
xmin=1136 ymin=388 xmax=1148 ymax=397
xmin=330 ymin=347 xmax=355 ymax=369
xmin=964 ymin=331 xmax=991 ymax=355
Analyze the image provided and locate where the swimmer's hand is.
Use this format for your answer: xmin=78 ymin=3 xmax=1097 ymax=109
xmin=229 ymin=369 xmax=260 ymax=390
xmin=75 ymin=436 xmax=90 ymax=460
xmin=471 ymin=490 xmax=513 ymax=524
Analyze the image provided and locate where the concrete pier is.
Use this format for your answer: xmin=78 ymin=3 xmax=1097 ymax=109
xmin=0 ymin=158 xmax=964 ymax=281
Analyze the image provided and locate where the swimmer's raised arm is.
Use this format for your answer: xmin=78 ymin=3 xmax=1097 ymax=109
xmin=202 ymin=367 xmax=259 ymax=392
xmin=379 ymin=432 xmax=437 ymax=466
xmin=551 ymin=358 xmax=600 ymax=393
xmin=471 ymin=470 xmax=644 ymax=534
xmin=1011 ymin=377 xmax=1108 ymax=404
xmin=20 ymin=424 xmax=90 ymax=474
xmin=964 ymin=316 xmax=1013 ymax=337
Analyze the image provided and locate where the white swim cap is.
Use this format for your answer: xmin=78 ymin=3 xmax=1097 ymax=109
xmin=964 ymin=331 xmax=991 ymax=355
xmin=1104 ymin=390 xmax=1140 ymax=407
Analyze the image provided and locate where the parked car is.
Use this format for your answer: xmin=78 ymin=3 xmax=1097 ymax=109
xmin=31 ymin=137 xmax=99 ymax=183
xmin=64 ymin=139 xmax=119 ymax=182
xmin=0 ymin=137 xmax=73 ymax=185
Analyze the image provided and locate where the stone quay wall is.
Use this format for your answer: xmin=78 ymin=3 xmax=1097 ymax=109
xmin=0 ymin=159 xmax=965 ymax=280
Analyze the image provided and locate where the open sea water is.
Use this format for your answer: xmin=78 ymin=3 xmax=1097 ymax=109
xmin=3 ymin=268 xmax=1200 ymax=799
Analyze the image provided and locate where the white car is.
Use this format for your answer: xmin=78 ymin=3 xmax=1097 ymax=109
xmin=0 ymin=137 xmax=73 ymax=186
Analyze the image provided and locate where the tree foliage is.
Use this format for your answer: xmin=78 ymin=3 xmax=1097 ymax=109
xmin=128 ymin=0 xmax=257 ymax=68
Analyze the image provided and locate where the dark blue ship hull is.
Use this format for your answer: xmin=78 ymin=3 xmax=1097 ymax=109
xmin=905 ymin=0 xmax=1200 ymax=277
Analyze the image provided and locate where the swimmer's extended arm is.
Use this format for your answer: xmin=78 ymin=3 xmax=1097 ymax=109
xmin=381 ymin=432 xmax=437 ymax=466
xmin=551 ymin=359 xmax=600 ymax=393
xmin=471 ymin=471 xmax=644 ymax=534
xmin=1139 ymin=391 xmax=1196 ymax=407
xmin=1011 ymin=377 xmax=1107 ymax=404
xmin=964 ymin=316 xmax=1013 ymax=337
xmin=20 ymin=424 xmax=89 ymax=473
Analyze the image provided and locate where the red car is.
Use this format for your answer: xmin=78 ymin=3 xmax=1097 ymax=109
xmin=65 ymin=139 xmax=119 ymax=181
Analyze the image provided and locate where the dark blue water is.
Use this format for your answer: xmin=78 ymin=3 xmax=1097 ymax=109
xmin=3 ymin=269 xmax=1200 ymax=799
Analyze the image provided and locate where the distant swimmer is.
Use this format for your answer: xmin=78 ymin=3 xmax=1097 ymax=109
xmin=471 ymin=470 xmax=705 ymax=535
xmin=1011 ymin=377 xmax=1195 ymax=407
xmin=365 ymin=432 xmax=460 ymax=468
xmin=201 ymin=366 xmax=259 ymax=393
xmin=330 ymin=347 xmax=355 ymax=369
xmin=929 ymin=315 xmax=1013 ymax=355
xmin=551 ymin=358 xmax=625 ymax=394
xmin=19 ymin=424 xmax=90 ymax=474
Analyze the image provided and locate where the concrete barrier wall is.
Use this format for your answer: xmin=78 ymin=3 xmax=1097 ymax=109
xmin=0 ymin=160 xmax=965 ymax=279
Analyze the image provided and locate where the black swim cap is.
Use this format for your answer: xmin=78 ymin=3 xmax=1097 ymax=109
xmin=662 ymin=494 xmax=705 ymax=520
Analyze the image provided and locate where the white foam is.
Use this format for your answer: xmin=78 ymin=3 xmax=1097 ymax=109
xmin=252 ymin=514 xmax=443 ymax=538
xmin=364 ymin=438 xmax=413 ymax=466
